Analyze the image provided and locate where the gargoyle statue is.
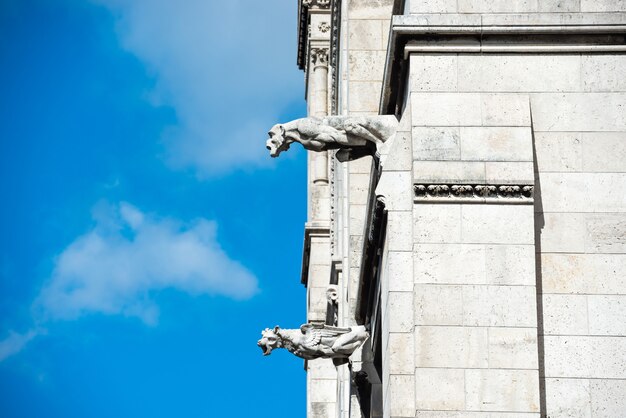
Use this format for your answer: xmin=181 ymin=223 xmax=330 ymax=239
xmin=266 ymin=115 xmax=398 ymax=162
xmin=257 ymin=323 xmax=369 ymax=360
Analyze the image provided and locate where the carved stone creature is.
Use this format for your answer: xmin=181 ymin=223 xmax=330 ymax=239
xmin=266 ymin=116 xmax=397 ymax=162
xmin=257 ymin=323 xmax=369 ymax=360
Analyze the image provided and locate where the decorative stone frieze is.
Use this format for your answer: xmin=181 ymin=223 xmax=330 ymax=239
xmin=265 ymin=115 xmax=398 ymax=162
xmin=318 ymin=22 xmax=331 ymax=33
xmin=414 ymin=184 xmax=534 ymax=201
xmin=257 ymin=323 xmax=369 ymax=360
xmin=302 ymin=0 xmax=331 ymax=9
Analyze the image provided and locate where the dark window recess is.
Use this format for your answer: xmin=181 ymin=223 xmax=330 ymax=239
xmin=354 ymin=159 xmax=387 ymax=417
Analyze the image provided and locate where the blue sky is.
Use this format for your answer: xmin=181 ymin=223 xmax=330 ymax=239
xmin=0 ymin=0 xmax=308 ymax=416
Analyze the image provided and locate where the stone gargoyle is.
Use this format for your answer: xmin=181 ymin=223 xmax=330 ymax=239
xmin=257 ymin=323 xmax=369 ymax=360
xmin=265 ymin=115 xmax=398 ymax=162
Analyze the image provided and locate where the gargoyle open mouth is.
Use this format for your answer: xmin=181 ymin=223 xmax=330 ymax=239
xmin=257 ymin=341 xmax=272 ymax=356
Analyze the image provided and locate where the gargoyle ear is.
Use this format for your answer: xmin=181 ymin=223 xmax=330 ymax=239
xmin=280 ymin=125 xmax=285 ymax=136
xmin=273 ymin=325 xmax=280 ymax=333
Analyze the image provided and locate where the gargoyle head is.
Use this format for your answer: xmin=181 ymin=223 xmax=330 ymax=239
xmin=257 ymin=326 xmax=281 ymax=356
xmin=266 ymin=124 xmax=290 ymax=158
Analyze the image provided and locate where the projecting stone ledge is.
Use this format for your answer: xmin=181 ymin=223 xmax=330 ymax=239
xmin=257 ymin=323 xmax=369 ymax=360
xmin=265 ymin=115 xmax=398 ymax=162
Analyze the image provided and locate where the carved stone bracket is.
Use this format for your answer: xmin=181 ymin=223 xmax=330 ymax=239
xmin=414 ymin=184 xmax=534 ymax=203
xmin=310 ymin=47 xmax=329 ymax=67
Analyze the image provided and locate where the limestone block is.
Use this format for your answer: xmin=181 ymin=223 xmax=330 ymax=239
xmin=458 ymin=55 xmax=580 ymax=92
xmin=538 ymin=0 xmax=580 ymax=12
xmin=488 ymin=327 xmax=538 ymax=369
xmin=348 ymin=0 xmax=394 ymax=19
xmin=414 ymin=243 xmax=486 ymax=285
xmin=461 ymin=127 xmax=533 ymax=162
xmin=348 ymin=81 xmax=381 ymax=112
xmin=387 ymin=251 xmax=413 ymax=292
xmin=544 ymin=378 xmax=592 ymax=418
xmin=415 ymin=368 xmax=465 ymax=411
xmin=414 ymin=284 xmax=464 ymax=326
xmin=537 ymin=212 xmax=586 ymax=253
xmin=461 ymin=205 xmax=535 ymax=245
xmin=310 ymin=378 xmax=338 ymax=403
xmin=542 ymin=294 xmax=589 ymax=336
xmin=349 ymin=50 xmax=386 ymax=82
xmin=349 ymin=204 xmax=366 ymax=236
xmin=477 ymin=12 xmax=626 ymax=26
xmin=541 ymin=253 xmax=626 ymax=294
xmin=309 ymin=265 xmax=332 ymax=286
xmin=531 ymin=93 xmax=626 ymax=132
xmin=582 ymin=55 xmax=626 ymax=92
xmin=481 ymin=94 xmax=531 ymax=127
xmin=413 ymin=127 xmax=461 ymax=161
xmin=463 ymin=285 xmax=537 ymax=327
xmin=412 ymin=93 xmax=482 ymax=127
xmin=465 ymin=369 xmax=540 ymax=412
xmin=388 ymin=332 xmax=415 ymax=374
xmin=585 ymin=213 xmax=626 ymax=253
xmin=383 ymin=131 xmax=412 ymax=172
xmin=587 ymin=295 xmax=626 ymax=335
xmin=348 ymin=155 xmax=373 ymax=174
xmin=590 ymin=379 xmax=626 ymax=418
xmin=485 ymin=245 xmax=536 ymax=285
xmin=414 ymin=204 xmax=462 ymax=244
xmin=388 ymin=291 xmax=414 ymax=332
xmin=415 ymin=326 xmax=488 ymax=368
xmin=581 ymin=0 xmax=626 ymax=11
xmin=308 ymin=358 xmax=340 ymax=380
xmin=309 ymin=286 xmax=331 ymax=318
xmin=409 ymin=0 xmax=457 ymax=13
xmin=350 ymin=173 xmax=371 ymax=204
xmin=534 ymin=132 xmax=583 ymax=172
xmin=388 ymin=374 xmax=416 ymax=416
xmin=537 ymin=173 xmax=626 ymax=213
xmin=458 ymin=0 xmax=539 ymax=13
xmin=310 ymin=402 xmax=335 ymax=418
xmin=544 ymin=336 xmax=626 ymax=378
xmin=485 ymin=162 xmax=534 ymax=184
xmin=409 ymin=54 xmax=458 ymax=92
xmin=413 ymin=161 xmax=485 ymax=184
xmin=416 ymin=413 xmax=540 ymax=417
xmin=414 ymin=244 xmax=537 ymax=286
xmin=347 ymin=19 xmax=383 ymax=50
xmin=376 ymin=171 xmax=412 ymax=211
xmin=582 ymin=132 xmax=626 ymax=172
xmin=387 ymin=210 xmax=412 ymax=251
xmin=309 ymin=241 xmax=332 ymax=266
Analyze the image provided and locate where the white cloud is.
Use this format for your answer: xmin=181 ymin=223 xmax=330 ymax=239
xmin=0 ymin=329 xmax=38 ymax=362
xmin=35 ymin=202 xmax=258 ymax=325
xmin=95 ymin=0 xmax=303 ymax=176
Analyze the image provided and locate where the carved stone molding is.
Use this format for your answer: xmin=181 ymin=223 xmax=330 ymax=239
xmin=302 ymin=0 xmax=331 ymax=9
xmin=414 ymin=184 xmax=534 ymax=202
xmin=310 ymin=47 xmax=329 ymax=66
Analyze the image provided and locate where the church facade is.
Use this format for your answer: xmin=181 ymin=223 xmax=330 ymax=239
xmin=265 ymin=1 xmax=626 ymax=416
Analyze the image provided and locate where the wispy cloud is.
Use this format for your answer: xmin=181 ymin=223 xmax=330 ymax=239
xmin=35 ymin=202 xmax=258 ymax=326
xmin=95 ymin=0 xmax=302 ymax=176
xmin=0 ymin=329 xmax=39 ymax=362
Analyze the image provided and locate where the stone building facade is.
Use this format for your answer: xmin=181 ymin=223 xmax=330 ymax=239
xmin=271 ymin=0 xmax=626 ymax=417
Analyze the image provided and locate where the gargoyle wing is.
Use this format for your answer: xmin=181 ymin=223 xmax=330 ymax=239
xmin=300 ymin=323 xmax=353 ymax=347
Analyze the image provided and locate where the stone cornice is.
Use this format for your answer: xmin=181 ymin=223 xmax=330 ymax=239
xmin=414 ymin=183 xmax=534 ymax=204
xmin=297 ymin=0 xmax=333 ymax=70
xmin=380 ymin=13 xmax=626 ymax=115
xmin=300 ymin=223 xmax=331 ymax=286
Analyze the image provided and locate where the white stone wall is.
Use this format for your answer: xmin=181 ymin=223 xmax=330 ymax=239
xmin=531 ymin=54 xmax=626 ymax=418
xmin=405 ymin=0 xmax=626 ymax=14
xmin=407 ymin=53 xmax=541 ymax=416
